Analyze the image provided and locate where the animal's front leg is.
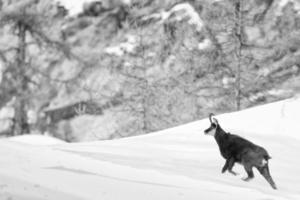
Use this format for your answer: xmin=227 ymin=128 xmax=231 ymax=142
xmin=221 ymin=159 xmax=229 ymax=173
xmin=222 ymin=158 xmax=238 ymax=175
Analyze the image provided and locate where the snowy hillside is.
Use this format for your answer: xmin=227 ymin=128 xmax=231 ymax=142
xmin=1 ymin=97 xmax=300 ymax=199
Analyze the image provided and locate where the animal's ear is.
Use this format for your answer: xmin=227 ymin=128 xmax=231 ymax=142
xmin=213 ymin=118 xmax=218 ymax=125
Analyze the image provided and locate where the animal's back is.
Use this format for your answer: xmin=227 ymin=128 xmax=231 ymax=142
xmin=221 ymin=134 xmax=269 ymax=162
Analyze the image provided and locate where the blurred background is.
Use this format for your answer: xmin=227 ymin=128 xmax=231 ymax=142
xmin=0 ymin=0 xmax=299 ymax=142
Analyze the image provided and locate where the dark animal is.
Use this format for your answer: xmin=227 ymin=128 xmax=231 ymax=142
xmin=204 ymin=113 xmax=277 ymax=189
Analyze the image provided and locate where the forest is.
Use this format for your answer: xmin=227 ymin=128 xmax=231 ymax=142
xmin=0 ymin=0 xmax=300 ymax=142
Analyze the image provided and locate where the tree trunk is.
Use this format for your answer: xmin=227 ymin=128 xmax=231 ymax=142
xmin=234 ymin=0 xmax=243 ymax=111
xmin=141 ymin=80 xmax=149 ymax=133
xmin=13 ymin=21 xmax=29 ymax=135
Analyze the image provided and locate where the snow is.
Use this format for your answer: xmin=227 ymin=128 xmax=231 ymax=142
xmin=198 ymin=38 xmax=212 ymax=50
xmin=55 ymin=0 xmax=131 ymax=16
xmin=105 ymin=35 xmax=137 ymax=56
xmin=1 ymin=97 xmax=300 ymax=199
xmin=8 ymin=134 xmax=66 ymax=145
xmin=277 ymin=0 xmax=300 ymax=15
xmin=279 ymin=0 xmax=300 ymax=9
xmin=158 ymin=3 xmax=204 ymax=32
xmin=142 ymin=2 xmax=204 ymax=33
xmin=55 ymin=0 xmax=94 ymax=16
xmin=169 ymin=3 xmax=204 ymax=32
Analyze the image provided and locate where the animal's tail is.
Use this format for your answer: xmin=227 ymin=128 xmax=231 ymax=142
xmin=257 ymin=164 xmax=277 ymax=190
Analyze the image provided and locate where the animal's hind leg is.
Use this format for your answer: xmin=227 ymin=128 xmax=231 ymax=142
xmin=242 ymin=164 xmax=254 ymax=181
xmin=256 ymin=164 xmax=277 ymax=190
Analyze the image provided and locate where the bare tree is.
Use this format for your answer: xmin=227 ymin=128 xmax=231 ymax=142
xmin=234 ymin=0 xmax=243 ymax=110
xmin=0 ymin=0 xmax=70 ymax=135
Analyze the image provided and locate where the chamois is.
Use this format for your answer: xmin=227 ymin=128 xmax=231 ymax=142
xmin=204 ymin=113 xmax=277 ymax=190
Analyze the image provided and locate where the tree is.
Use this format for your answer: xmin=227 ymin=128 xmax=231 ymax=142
xmin=202 ymin=0 xmax=268 ymax=111
xmin=234 ymin=0 xmax=243 ymax=110
xmin=117 ymin=3 xmax=208 ymax=135
xmin=117 ymin=24 xmax=158 ymax=135
xmin=0 ymin=0 xmax=70 ymax=135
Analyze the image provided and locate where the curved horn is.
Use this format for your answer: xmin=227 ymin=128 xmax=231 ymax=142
xmin=213 ymin=118 xmax=219 ymax=125
xmin=209 ymin=113 xmax=214 ymax=124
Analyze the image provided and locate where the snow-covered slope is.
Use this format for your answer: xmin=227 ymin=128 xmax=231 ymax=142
xmin=7 ymin=134 xmax=66 ymax=145
xmin=1 ymin=97 xmax=300 ymax=200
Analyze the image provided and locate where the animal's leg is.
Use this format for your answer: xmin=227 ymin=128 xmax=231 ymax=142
xmin=256 ymin=164 xmax=277 ymax=190
xmin=242 ymin=164 xmax=254 ymax=181
xmin=222 ymin=158 xmax=238 ymax=175
xmin=227 ymin=157 xmax=238 ymax=175
xmin=221 ymin=159 xmax=229 ymax=173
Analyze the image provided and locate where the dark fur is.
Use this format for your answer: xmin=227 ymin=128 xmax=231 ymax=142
xmin=204 ymin=114 xmax=277 ymax=189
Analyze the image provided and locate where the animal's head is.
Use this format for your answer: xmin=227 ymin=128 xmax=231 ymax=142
xmin=204 ymin=113 xmax=219 ymax=136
